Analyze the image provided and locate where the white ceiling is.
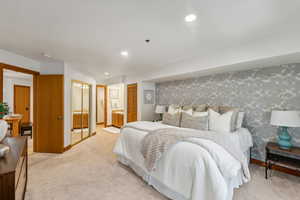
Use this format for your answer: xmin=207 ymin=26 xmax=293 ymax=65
xmin=1 ymin=0 xmax=300 ymax=81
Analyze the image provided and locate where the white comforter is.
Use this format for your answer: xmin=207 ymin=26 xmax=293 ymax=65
xmin=113 ymin=121 xmax=253 ymax=200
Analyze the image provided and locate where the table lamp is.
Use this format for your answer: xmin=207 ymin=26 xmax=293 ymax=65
xmin=155 ymin=105 xmax=166 ymax=121
xmin=270 ymin=110 xmax=300 ymax=149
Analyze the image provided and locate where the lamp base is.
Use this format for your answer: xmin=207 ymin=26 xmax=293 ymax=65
xmin=159 ymin=113 xmax=163 ymax=121
xmin=277 ymin=126 xmax=292 ymax=150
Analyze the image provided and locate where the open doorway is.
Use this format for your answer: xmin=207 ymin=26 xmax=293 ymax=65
xmin=102 ymin=83 xmax=125 ymax=134
xmin=3 ymin=69 xmax=34 ymax=153
xmin=96 ymin=85 xmax=107 ymax=129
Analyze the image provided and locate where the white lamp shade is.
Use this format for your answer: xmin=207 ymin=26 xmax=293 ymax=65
xmin=155 ymin=105 xmax=166 ymax=114
xmin=270 ymin=110 xmax=300 ymax=127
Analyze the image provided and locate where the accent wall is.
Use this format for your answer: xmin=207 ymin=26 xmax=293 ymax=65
xmin=156 ymin=64 xmax=300 ymax=161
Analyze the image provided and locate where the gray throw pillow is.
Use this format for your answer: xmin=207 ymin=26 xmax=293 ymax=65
xmin=162 ymin=112 xmax=181 ymax=127
xmin=180 ymin=112 xmax=208 ymax=131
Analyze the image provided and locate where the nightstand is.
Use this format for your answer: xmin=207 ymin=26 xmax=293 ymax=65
xmin=265 ymin=142 xmax=300 ymax=179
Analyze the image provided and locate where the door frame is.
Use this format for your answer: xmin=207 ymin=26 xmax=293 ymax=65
xmin=14 ymin=85 xmax=31 ymax=123
xmin=0 ymin=62 xmax=39 ymax=152
xmin=96 ymin=85 xmax=107 ymax=127
xmin=71 ymin=80 xmax=93 ymax=147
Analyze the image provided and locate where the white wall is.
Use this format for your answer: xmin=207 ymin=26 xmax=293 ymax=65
xmin=3 ymin=76 xmax=33 ymax=122
xmin=64 ymin=63 xmax=97 ymax=147
xmin=138 ymin=82 xmax=156 ymax=121
xmin=40 ymin=60 xmax=64 ymax=74
xmin=0 ymin=49 xmax=40 ymax=71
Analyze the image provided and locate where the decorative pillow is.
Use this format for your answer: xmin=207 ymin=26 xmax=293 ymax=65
xmin=181 ymin=112 xmax=208 ymax=130
xmin=194 ymin=104 xmax=207 ymax=112
xmin=208 ymin=109 xmax=238 ymax=132
xmin=182 ymin=105 xmax=193 ymax=115
xmin=219 ymin=106 xmax=239 ymax=131
xmin=236 ymin=112 xmax=245 ymax=129
xmin=193 ymin=111 xmax=209 ymax=117
xmin=167 ymin=104 xmax=181 ymax=115
xmin=219 ymin=106 xmax=234 ymax=114
xmin=162 ymin=112 xmax=181 ymax=127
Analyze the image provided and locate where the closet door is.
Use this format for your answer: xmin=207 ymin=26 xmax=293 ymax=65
xmin=82 ymin=84 xmax=90 ymax=139
xmin=36 ymin=75 xmax=64 ymax=153
xmin=127 ymin=83 xmax=137 ymax=123
xmin=71 ymin=82 xmax=83 ymax=145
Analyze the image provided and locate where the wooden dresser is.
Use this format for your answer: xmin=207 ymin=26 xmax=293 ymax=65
xmin=0 ymin=137 xmax=28 ymax=200
xmin=112 ymin=112 xmax=124 ymax=128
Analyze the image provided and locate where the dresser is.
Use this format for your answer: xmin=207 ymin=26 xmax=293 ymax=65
xmin=0 ymin=137 xmax=28 ymax=200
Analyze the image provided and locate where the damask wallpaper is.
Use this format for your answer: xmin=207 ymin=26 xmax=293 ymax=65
xmin=156 ymin=64 xmax=300 ymax=161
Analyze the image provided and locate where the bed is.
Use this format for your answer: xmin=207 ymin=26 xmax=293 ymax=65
xmin=113 ymin=120 xmax=253 ymax=200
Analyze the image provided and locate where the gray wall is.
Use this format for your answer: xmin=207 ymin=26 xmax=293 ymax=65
xmin=156 ymin=64 xmax=300 ymax=161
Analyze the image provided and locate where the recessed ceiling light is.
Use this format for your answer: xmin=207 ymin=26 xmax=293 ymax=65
xmin=42 ymin=53 xmax=52 ymax=58
xmin=104 ymin=72 xmax=110 ymax=76
xmin=185 ymin=14 xmax=197 ymax=22
xmin=120 ymin=51 xmax=129 ymax=57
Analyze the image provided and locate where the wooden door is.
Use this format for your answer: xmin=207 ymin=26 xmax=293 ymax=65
xmin=127 ymin=83 xmax=137 ymax=123
xmin=36 ymin=75 xmax=64 ymax=153
xmin=14 ymin=85 xmax=31 ymax=123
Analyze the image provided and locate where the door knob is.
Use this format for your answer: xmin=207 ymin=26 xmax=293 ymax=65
xmin=25 ymin=107 xmax=29 ymax=111
xmin=57 ymin=116 xmax=63 ymax=120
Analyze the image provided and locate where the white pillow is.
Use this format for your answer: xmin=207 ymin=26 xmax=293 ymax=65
xmin=182 ymin=108 xmax=193 ymax=115
xmin=168 ymin=105 xmax=181 ymax=115
xmin=236 ymin=112 xmax=245 ymax=129
xmin=209 ymin=109 xmax=234 ymax=133
xmin=193 ymin=111 xmax=208 ymax=117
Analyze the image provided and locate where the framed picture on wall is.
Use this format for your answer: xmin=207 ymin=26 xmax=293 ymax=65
xmin=144 ymin=90 xmax=154 ymax=104
xmin=110 ymin=88 xmax=119 ymax=99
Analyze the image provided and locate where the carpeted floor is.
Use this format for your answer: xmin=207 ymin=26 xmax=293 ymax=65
xmin=102 ymin=126 xmax=121 ymax=134
xmin=25 ymin=128 xmax=300 ymax=200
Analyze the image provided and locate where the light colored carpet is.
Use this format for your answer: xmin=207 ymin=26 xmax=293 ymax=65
xmin=102 ymin=127 xmax=121 ymax=134
xmin=25 ymin=128 xmax=300 ymax=200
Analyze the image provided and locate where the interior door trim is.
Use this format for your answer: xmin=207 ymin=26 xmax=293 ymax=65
xmin=0 ymin=62 xmax=39 ymax=152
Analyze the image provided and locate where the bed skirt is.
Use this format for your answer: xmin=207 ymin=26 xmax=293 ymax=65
xmin=117 ymin=155 xmax=187 ymax=200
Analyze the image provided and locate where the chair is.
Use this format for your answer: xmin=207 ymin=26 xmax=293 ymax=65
xmin=20 ymin=122 xmax=33 ymax=138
